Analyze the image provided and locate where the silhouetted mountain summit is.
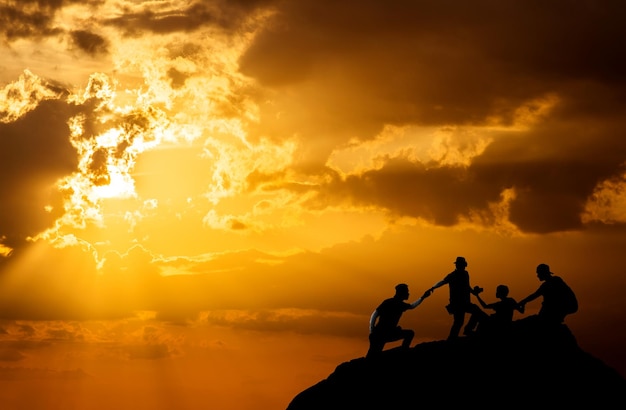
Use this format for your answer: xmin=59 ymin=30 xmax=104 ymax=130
xmin=287 ymin=321 xmax=625 ymax=409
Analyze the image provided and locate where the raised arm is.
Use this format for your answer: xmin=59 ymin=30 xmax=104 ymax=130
xmin=474 ymin=292 xmax=489 ymax=309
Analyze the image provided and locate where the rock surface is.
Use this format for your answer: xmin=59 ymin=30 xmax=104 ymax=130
xmin=287 ymin=321 xmax=625 ymax=409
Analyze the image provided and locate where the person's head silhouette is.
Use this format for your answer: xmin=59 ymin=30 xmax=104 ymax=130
xmin=536 ymin=263 xmax=552 ymax=281
xmin=454 ymin=256 xmax=467 ymax=268
xmin=395 ymin=283 xmax=409 ymax=300
xmin=495 ymin=284 xmax=509 ymax=299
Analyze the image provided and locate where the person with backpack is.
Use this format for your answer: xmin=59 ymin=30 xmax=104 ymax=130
xmin=518 ymin=263 xmax=578 ymax=324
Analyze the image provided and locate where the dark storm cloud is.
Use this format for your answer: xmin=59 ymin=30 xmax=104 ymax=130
xmin=299 ymin=143 xmax=621 ymax=234
xmin=0 ymin=2 xmax=61 ymax=40
xmin=299 ymin=158 xmax=499 ymax=228
xmin=240 ymin=0 xmax=626 ymax=233
xmin=240 ymin=0 xmax=625 ymax=134
xmin=0 ymin=72 xmax=158 ymax=250
xmin=282 ymin=111 xmax=626 ymax=233
xmin=69 ymin=30 xmax=109 ymax=55
xmin=471 ymin=117 xmax=626 ymax=233
xmin=0 ymin=0 xmax=100 ymax=41
xmin=0 ymin=99 xmax=78 ymax=248
xmin=104 ymin=0 xmax=274 ymax=36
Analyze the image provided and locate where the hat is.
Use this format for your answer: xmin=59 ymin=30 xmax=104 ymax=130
xmin=536 ymin=263 xmax=552 ymax=274
xmin=454 ymin=256 xmax=467 ymax=266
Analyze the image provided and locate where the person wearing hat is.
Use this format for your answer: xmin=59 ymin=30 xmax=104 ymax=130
xmin=518 ymin=263 xmax=578 ymax=324
xmin=429 ymin=256 xmax=484 ymax=340
xmin=366 ymin=283 xmax=432 ymax=358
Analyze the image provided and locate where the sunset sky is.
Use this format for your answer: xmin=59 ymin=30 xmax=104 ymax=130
xmin=1 ymin=1 xmax=625 ymax=409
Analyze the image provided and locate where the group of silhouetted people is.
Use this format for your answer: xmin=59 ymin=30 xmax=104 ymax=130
xmin=366 ymin=256 xmax=578 ymax=358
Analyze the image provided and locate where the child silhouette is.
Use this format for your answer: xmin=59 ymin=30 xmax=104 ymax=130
xmin=472 ymin=284 xmax=523 ymax=334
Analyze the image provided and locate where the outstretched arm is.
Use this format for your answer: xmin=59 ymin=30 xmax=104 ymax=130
xmin=519 ymin=290 xmax=541 ymax=308
xmin=429 ymin=279 xmax=446 ymax=293
xmin=474 ymin=293 xmax=489 ymax=309
xmin=408 ymin=289 xmax=432 ymax=309
xmin=369 ymin=310 xmax=379 ymax=333
xmin=511 ymin=298 xmax=525 ymax=313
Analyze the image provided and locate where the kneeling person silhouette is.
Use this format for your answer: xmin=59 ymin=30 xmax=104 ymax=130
xmin=367 ymin=284 xmax=431 ymax=358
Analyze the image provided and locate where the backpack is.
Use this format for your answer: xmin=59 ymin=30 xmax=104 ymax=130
xmin=558 ymin=277 xmax=578 ymax=315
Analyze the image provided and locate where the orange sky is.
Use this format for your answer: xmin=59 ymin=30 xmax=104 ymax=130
xmin=1 ymin=1 xmax=625 ymax=409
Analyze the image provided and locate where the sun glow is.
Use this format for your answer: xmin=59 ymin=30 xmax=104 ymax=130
xmin=56 ymin=78 xmax=171 ymax=228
